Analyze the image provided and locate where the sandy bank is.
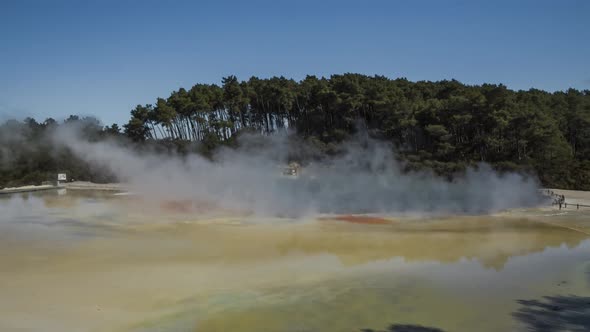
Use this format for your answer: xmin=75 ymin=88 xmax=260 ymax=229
xmin=64 ymin=181 xmax=124 ymax=191
xmin=546 ymin=188 xmax=590 ymax=206
xmin=0 ymin=181 xmax=125 ymax=194
xmin=0 ymin=184 xmax=56 ymax=195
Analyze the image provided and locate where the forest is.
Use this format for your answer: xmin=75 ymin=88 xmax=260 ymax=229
xmin=1 ymin=74 xmax=589 ymax=190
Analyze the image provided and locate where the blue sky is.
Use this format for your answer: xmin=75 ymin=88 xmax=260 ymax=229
xmin=1 ymin=0 xmax=589 ymax=126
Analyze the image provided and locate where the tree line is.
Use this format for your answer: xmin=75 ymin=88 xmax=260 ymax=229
xmin=0 ymin=116 xmax=122 ymax=188
xmin=124 ymin=74 xmax=590 ymax=190
xmin=1 ymin=74 xmax=589 ymax=190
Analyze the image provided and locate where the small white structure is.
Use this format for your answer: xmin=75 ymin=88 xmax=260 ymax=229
xmin=57 ymin=173 xmax=67 ymax=187
xmin=280 ymin=162 xmax=301 ymax=178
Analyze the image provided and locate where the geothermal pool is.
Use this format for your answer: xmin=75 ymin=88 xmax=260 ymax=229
xmin=0 ymin=190 xmax=589 ymax=332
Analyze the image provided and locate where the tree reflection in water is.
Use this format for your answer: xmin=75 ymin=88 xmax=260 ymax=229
xmin=361 ymin=324 xmax=445 ymax=332
xmin=513 ymin=295 xmax=590 ymax=332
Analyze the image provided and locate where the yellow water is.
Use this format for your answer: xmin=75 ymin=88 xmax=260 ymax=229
xmin=0 ymin=191 xmax=589 ymax=332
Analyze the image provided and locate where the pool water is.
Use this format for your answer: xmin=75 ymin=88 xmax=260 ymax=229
xmin=0 ymin=190 xmax=589 ymax=332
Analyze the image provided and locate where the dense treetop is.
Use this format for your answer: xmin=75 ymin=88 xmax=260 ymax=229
xmin=1 ymin=74 xmax=589 ymax=190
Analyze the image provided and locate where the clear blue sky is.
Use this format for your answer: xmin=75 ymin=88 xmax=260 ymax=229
xmin=1 ymin=0 xmax=589 ymax=126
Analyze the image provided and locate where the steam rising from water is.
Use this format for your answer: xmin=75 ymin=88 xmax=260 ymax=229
xmin=52 ymin=126 xmax=543 ymax=217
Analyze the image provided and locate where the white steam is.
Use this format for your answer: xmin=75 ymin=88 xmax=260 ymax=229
xmin=52 ymin=126 xmax=544 ymax=217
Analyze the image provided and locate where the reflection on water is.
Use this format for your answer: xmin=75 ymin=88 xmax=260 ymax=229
xmin=513 ymin=295 xmax=590 ymax=332
xmin=362 ymin=324 xmax=445 ymax=332
xmin=0 ymin=191 xmax=589 ymax=332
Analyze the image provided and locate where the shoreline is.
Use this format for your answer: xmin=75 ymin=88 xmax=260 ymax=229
xmin=0 ymin=181 xmax=124 ymax=195
xmin=0 ymin=184 xmax=57 ymax=195
xmin=63 ymin=181 xmax=123 ymax=191
xmin=1 ymin=183 xmax=589 ymax=208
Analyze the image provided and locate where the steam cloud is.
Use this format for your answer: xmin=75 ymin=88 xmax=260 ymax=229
xmin=52 ymin=126 xmax=544 ymax=217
